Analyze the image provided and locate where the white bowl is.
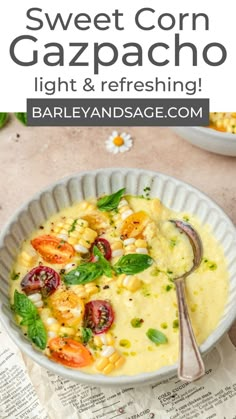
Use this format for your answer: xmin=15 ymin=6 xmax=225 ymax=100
xmin=1 ymin=168 xmax=236 ymax=387
xmin=172 ymin=127 xmax=236 ymax=156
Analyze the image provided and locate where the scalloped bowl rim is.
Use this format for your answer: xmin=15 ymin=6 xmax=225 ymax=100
xmin=0 ymin=168 xmax=236 ymax=387
xmin=181 ymin=126 xmax=236 ymax=142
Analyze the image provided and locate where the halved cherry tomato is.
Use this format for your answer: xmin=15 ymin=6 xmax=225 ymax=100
xmin=92 ymin=238 xmax=112 ymax=261
xmin=21 ymin=266 xmax=60 ymax=296
xmin=31 ymin=235 xmax=75 ymax=264
xmin=49 ymin=337 xmax=93 ymax=368
xmin=49 ymin=289 xmax=84 ymax=327
xmin=121 ymin=211 xmax=149 ymax=239
xmin=83 ymin=300 xmax=114 ymax=334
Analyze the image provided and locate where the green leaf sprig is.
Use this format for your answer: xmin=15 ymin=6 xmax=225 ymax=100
xmin=15 ymin=112 xmax=27 ymax=126
xmin=114 ymin=254 xmax=153 ymax=275
xmin=93 ymin=245 xmax=112 ymax=278
xmin=97 ymin=188 xmax=125 ymax=212
xmin=64 ymin=262 xmax=103 ymax=285
xmin=64 ymin=245 xmax=113 ymax=285
xmin=0 ymin=112 xmax=28 ymax=129
xmin=146 ymin=328 xmax=168 ymax=345
xmin=13 ymin=290 xmax=47 ymax=350
xmin=64 ymin=247 xmax=153 ymax=285
xmin=81 ymin=327 xmax=93 ymax=344
xmin=0 ymin=113 xmax=8 ymax=128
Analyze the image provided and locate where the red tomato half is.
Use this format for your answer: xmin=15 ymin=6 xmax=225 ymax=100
xmin=21 ymin=266 xmax=60 ymax=296
xmin=93 ymin=238 xmax=112 ymax=260
xmin=31 ymin=235 xmax=75 ymax=264
xmin=84 ymin=300 xmax=114 ymax=334
xmin=49 ymin=337 xmax=93 ymax=368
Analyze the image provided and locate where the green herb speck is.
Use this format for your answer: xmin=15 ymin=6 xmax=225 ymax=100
xmin=173 ymin=319 xmax=179 ymax=329
xmin=131 ymin=318 xmax=144 ymax=328
xmin=119 ymin=339 xmax=131 ymax=348
xmin=68 ymin=219 xmax=78 ymax=235
xmin=11 ymin=271 xmax=20 ymax=281
xmin=170 ymin=238 xmax=177 ymax=248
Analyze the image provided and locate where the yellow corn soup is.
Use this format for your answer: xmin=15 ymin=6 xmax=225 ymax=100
xmin=10 ymin=192 xmax=228 ymax=376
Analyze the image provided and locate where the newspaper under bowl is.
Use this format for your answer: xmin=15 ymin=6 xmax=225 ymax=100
xmin=0 ymin=168 xmax=236 ymax=387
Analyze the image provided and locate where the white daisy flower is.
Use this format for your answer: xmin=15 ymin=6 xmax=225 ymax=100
xmin=105 ymin=131 xmax=133 ymax=154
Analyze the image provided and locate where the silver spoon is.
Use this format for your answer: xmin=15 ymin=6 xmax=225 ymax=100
xmin=169 ymin=219 xmax=205 ymax=382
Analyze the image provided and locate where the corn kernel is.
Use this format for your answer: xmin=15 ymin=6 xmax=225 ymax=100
xmin=124 ymin=245 xmax=136 ymax=254
xmin=74 ymin=243 xmax=89 ymax=253
xmin=95 ymin=333 xmax=115 ymax=346
xmin=67 ymin=237 xmax=77 ymax=245
xmin=112 ymin=249 xmax=124 ymax=258
xmin=117 ymin=274 xmax=126 ymax=287
xmin=83 ymin=228 xmax=97 ymax=242
xmin=109 ymin=352 xmax=120 ymax=363
xmin=123 ymin=238 xmax=136 ymax=246
xmin=96 ymin=357 xmax=109 ymax=370
xmin=113 ymin=214 xmax=121 ymax=222
xmin=69 ymin=230 xmax=82 ymax=239
xmin=73 ymin=285 xmax=87 ymax=298
xmin=48 ymin=322 xmax=60 ymax=333
xmin=119 ymin=205 xmax=131 ymax=214
xmin=80 ymin=202 xmax=90 ymax=210
xmin=118 ymin=199 xmax=128 ymax=208
xmin=135 ymin=239 xmax=147 ymax=248
xmin=103 ymin=364 xmax=115 ymax=374
xmin=40 ymin=308 xmax=51 ymax=322
xmin=77 ymin=218 xmax=89 ymax=228
xmin=103 ymin=276 xmax=115 ymax=284
xmin=115 ymin=357 xmax=125 ymax=368
xmin=18 ymin=251 xmax=37 ymax=267
xmin=111 ymin=241 xmax=123 ymax=251
xmin=79 ymin=238 xmax=91 ymax=249
xmin=54 ymin=227 xmax=61 ymax=234
xmin=74 ymin=225 xmax=85 ymax=234
xmin=84 ymin=283 xmax=99 ymax=296
xmin=136 ymin=248 xmax=148 ymax=255
xmin=95 ymin=348 xmax=125 ymax=374
xmin=59 ymin=326 xmax=75 ymax=336
xmin=122 ymin=276 xmax=142 ymax=292
xmin=121 ymin=210 xmax=133 ymax=220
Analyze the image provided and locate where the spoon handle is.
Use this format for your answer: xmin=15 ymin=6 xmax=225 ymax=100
xmin=175 ymin=278 xmax=205 ymax=382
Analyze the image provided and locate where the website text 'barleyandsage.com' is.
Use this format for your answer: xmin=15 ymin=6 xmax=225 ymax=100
xmin=27 ymin=98 xmax=209 ymax=126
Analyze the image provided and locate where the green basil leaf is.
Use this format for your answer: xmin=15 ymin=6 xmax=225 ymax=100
xmin=28 ymin=318 xmax=47 ymax=350
xmin=81 ymin=327 xmax=93 ymax=344
xmin=97 ymin=188 xmax=125 ymax=212
xmin=146 ymin=328 xmax=168 ymax=344
xmin=13 ymin=290 xmax=47 ymax=349
xmin=15 ymin=112 xmax=27 ymax=126
xmin=20 ymin=317 xmax=36 ymax=326
xmin=64 ymin=262 xmax=103 ymax=285
xmin=114 ymin=254 xmax=153 ymax=275
xmin=93 ymin=246 xmax=112 ymax=278
xmin=0 ymin=113 xmax=8 ymax=128
xmin=13 ymin=290 xmax=38 ymax=319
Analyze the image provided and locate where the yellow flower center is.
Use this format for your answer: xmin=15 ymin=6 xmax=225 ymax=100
xmin=113 ymin=136 xmax=124 ymax=147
